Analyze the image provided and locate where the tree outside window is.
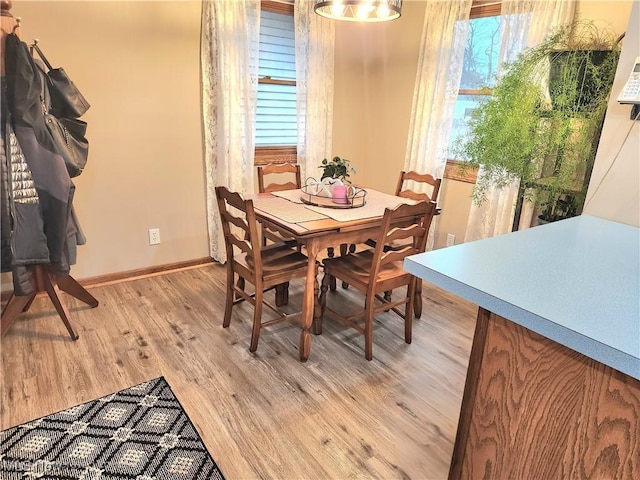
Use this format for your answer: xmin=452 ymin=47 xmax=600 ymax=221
xmin=448 ymin=3 xmax=501 ymax=161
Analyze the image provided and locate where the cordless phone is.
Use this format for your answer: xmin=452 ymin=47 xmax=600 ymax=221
xmin=618 ymin=56 xmax=640 ymax=104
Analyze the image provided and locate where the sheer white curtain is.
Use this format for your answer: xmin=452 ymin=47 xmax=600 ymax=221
xmin=404 ymin=0 xmax=472 ymax=250
xmin=294 ymin=0 xmax=335 ymax=182
xmin=464 ymin=0 xmax=576 ymax=242
xmin=201 ymin=0 xmax=260 ymax=262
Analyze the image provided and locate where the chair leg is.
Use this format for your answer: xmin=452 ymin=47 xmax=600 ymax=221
xmin=364 ymin=294 xmax=375 ymax=361
xmin=223 ymin=271 xmax=236 ymax=328
xmin=413 ymin=279 xmax=422 ymax=318
xmin=327 ymin=247 xmax=337 ymax=291
xmin=250 ymin=289 xmax=264 ymax=352
xmin=275 ymin=282 xmax=289 ymax=307
xmin=405 ymin=284 xmax=414 ymax=344
xmin=317 ymin=273 xmax=331 ymax=335
xmin=235 ymin=276 xmax=245 ymax=301
xmin=312 ymin=264 xmax=323 ymax=335
xmin=340 ymin=243 xmax=350 ymax=290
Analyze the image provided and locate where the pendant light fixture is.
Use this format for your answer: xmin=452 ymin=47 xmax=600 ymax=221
xmin=314 ymin=0 xmax=402 ymax=22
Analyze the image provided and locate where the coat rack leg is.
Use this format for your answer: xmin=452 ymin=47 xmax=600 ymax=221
xmin=42 ymin=276 xmax=79 ymax=340
xmin=1 ymin=292 xmax=36 ymax=337
xmin=56 ymin=274 xmax=99 ymax=308
xmin=35 ymin=266 xmax=79 ymax=340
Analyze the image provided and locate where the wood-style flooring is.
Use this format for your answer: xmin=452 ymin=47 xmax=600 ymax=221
xmin=0 ymin=263 xmax=477 ymax=479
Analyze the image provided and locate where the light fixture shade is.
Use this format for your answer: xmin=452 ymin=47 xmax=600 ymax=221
xmin=314 ymin=0 xmax=402 ymax=23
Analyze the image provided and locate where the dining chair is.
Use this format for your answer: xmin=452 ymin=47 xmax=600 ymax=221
xmin=395 ymin=171 xmax=441 ymax=317
xmin=257 ymin=163 xmax=302 ymax=247
xmin=395 ymin=170 xmax=442 ymax=203
xmin=257 ymin=162 xmax=302 ymax=194
xmin=318 ymin=200 xmax=436 ymax=360
xmin=215 ymin=186 xmax=309 ymax=353
xmin=257 ymin=162 xmax=340 ymax=294
xmin=362 ymin=170 xmax=442 ymax=317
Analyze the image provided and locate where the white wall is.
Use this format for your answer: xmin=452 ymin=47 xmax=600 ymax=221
xmin=583 ymin=0 xmax=640 ymax=226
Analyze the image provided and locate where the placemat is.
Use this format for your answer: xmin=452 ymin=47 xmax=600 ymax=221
xmin=270 ymin=189 xmax=305 ymax=204
xmin=253 ymin=197 xmax=329 ymax=224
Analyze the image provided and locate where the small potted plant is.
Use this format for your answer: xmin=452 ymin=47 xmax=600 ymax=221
xmin=319 ymin=156 xmax=356 ymax=183
xmin=318 ymin=156 xmax=356 ymax=203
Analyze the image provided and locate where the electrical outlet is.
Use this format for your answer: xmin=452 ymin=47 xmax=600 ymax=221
xmin=148 ymin=228 xmax=160 ymax=246
xmin=446 ymin=233 xmax=455 ymax=247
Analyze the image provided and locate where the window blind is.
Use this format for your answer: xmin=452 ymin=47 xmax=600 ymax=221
xmin=256 ymin=10 xmax=297 ymax=147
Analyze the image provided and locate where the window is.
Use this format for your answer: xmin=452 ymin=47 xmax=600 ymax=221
xmin=255 ymin=1 xmax=297 ymax=165
xmin=445 ymin=2 xmax=501 ymax=182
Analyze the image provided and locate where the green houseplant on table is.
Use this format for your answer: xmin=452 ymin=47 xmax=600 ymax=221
xmin=315 ymin=156 xmax=357 ymax=204
xmin=319 ymin=156 xmax=356 ymax=183
xmin=455 ymin=21 xmax=621 ymax=228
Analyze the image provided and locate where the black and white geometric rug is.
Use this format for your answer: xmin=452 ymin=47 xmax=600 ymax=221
xmin=0 ymin=377 xmax=225 ymax=479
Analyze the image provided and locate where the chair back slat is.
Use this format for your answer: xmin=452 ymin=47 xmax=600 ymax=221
xmin=385 ymin=223 xmax=425 ymax=245
xmin=263 ymin=181 xmax=298 ymax=193
xmin=257 ymin=163 xmax=302 ymax=193
xmin=395 ymin=170 xmax=441 ymax=204
xmin=381 ymin=246 xmax=419 ymax=265
xmin=227 ymin=233 xmax=252 ymax=256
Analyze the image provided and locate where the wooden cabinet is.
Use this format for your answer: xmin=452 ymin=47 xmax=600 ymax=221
xmin=404 ymin=216 xmax=640 ymax=480
xmin=449 ymin=308 xmax=640 ymax=479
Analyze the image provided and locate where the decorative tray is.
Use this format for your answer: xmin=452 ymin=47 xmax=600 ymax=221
xmin=300 ymin=184 xmax=367 ymax=209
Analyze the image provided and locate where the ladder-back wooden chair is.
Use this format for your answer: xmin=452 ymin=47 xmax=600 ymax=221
xmin=318 ymin=201 xmax=436 ymax=360
xmin=257 ymin=162 xmax=301 ymax=194
xmin=394 ymin=170 xmax=441 ymax=317
xmin=395 ymin=170 xmax=441 ymax=203
xmin=361 ymin=171 xmax=442 ymax=317
xmin=215 ymin=186 xmax=309 ymax=353
xmin=257 ymin=163 xmax=302 ymax=246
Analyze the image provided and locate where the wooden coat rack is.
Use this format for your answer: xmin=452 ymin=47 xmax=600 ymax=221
xmin=1 ymin=1 xmax=98 ymax=339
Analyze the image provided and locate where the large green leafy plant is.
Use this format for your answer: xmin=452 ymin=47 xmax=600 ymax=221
xmin=456 ymin=22 xmax=620 ymax=223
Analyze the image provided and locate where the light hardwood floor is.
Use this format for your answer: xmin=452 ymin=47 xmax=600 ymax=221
xmin=1 ymin=263 xmax=477 ymax=479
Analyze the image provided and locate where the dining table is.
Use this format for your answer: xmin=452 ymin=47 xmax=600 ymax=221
xmin=249 ymin=187 xmax=419 ymax=362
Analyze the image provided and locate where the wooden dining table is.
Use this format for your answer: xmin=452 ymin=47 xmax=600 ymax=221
xmin=250 ymin=187 xmax=418 ymax=362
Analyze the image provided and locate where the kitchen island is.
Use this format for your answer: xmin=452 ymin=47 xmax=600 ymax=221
xmin=404 ymin=214 xmax=639 ymax=479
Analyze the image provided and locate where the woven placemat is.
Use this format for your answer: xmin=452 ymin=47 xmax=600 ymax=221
xmin=253 ymin=197 xmax=329 ymax=224
xmin=270 ymin=189 xmax=305 ymax=204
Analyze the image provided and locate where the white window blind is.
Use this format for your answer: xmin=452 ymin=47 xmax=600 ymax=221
xmin=256 ymin=10 xmax=297 ymax=147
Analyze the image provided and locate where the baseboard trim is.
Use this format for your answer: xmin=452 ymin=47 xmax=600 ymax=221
xmin=0 ymin=257 xmax=216 ymax=302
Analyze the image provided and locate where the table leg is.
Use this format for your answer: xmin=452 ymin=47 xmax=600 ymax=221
xmin=300 ymin=239 xmax=320 ymax=362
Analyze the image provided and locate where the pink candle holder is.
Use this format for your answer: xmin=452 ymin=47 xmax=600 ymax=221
xmin=332 ymin=184 xmax=348 ymax=204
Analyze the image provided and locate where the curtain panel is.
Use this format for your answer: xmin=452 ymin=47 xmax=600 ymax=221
xmin=201 ymin=0 xmax=260 ymax=262
xmin=294 ymin=0 xmax=335 ymax=183
xmin=404 ymin=0 xmax=472 ymax=250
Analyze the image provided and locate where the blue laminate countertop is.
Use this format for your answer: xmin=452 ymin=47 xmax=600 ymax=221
xmin=404 ymin=215 xmax=640 ymax=380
